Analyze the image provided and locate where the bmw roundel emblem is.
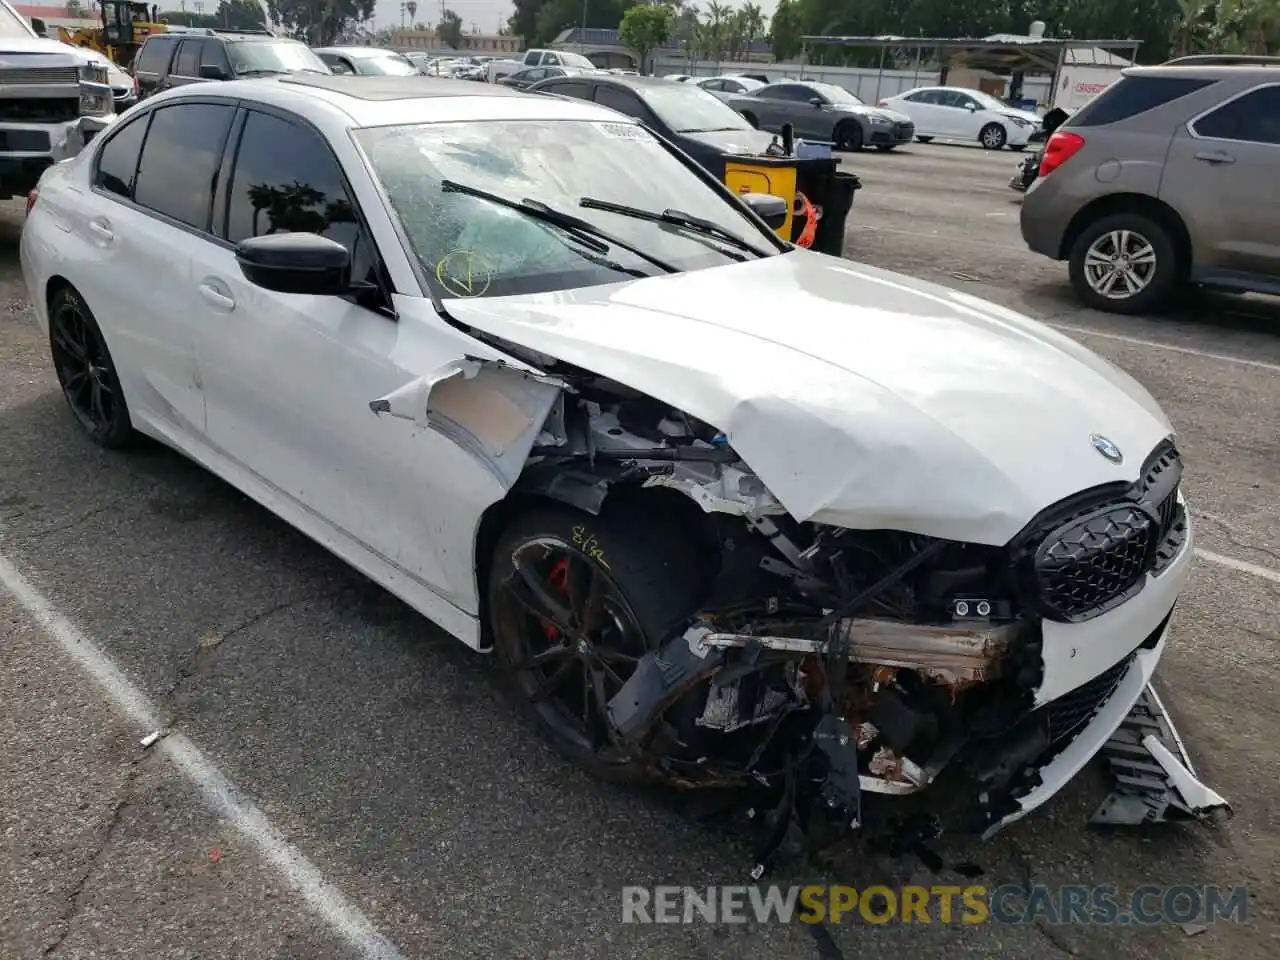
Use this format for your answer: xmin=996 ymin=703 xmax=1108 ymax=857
xmin=1091 ymin=434 xmax=1123 ymax=464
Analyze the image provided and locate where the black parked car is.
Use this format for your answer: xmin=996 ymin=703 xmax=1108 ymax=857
xmin=499 ymin=65 xmax=593 ymax=90
xmin=133 ymin=29 xmax=330 ymax=100
xmin=526 ymin=73 xmax=774 ymax=178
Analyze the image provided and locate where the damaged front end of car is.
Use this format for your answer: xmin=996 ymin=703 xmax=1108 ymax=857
xmin=372 ymin=351 xmax=1230 ymax=871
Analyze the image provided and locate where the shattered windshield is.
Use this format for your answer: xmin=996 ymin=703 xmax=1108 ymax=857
xmin=356 ymin=119 xmax=778 ymax=300
xmin=228 ymin=40 xmax=328 ymax=75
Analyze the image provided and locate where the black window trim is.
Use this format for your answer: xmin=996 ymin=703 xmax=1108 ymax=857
xmin=87 ymin=95 xmax=396 ymax=316
xmin=219 ymin=100 xmax=398 ymax=316
xmin=1186 ymin=81 xmax=1280 ymax=148
xmin=135 ymin=34 xmax=179 ymax=77
xmin=171 ymin=37 xmax=206 ymax=80
xmin=89 ymin=96 xmax=237 ymax=240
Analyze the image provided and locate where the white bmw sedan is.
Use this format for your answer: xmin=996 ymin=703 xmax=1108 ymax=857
xmin=20 ymin=76 xmax=1226 ymax=847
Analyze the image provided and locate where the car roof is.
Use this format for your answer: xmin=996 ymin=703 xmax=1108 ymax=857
xmin=1122 ymin=63 xmax=1280 ymax=80
xmin=134 ymin=74 xmax=634 ymax=133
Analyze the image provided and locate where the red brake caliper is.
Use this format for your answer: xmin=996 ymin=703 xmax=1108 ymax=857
xmin=541 ymin=556 xmax=571 ymax=641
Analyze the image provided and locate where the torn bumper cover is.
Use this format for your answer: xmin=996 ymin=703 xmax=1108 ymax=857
xmin=606 ymin=614 xmax=1229 ymax=851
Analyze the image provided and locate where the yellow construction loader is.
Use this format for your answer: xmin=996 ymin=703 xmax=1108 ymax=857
xmin=57 ymin=1 xmax=167 ymax=72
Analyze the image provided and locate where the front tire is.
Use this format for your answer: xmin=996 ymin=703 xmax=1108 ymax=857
xmin=979 ymin=123 xmax=1007 ymax=150
xmin=47 ymin=285 xmax=136 ymax=448
xmin=1009 ymin=144 xmax=1027 ymax=151
xmin=874 ymin=144 xmax=896 ymax=152
xmin=488 ymin=503 xmax=706 ymax=784
xmin=915 ymin=135 xmax=933 ymax=143
xmin=1067 ymin=213 xmax=1179 ymax=315
xmin=834 ymin=120 xmax=863 ymax=152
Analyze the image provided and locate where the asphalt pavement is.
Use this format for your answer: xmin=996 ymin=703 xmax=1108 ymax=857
xmin=1 ymin=142 xmax=1277 ymax=960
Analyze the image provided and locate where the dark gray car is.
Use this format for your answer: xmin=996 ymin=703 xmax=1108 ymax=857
xmin=726 ymin=80 xmax=915 ymax=151
xmin=499 ymin=65 xmax=591 ymax=90
xmin=1020 ymin=56 xmax=1280 ymax=314
xmin=528 ymin=73 xmax=775 ymax=178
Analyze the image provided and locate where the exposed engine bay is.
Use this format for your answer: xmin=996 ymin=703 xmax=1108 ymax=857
xmin=372 ymin=349 xmax=1229 ymax=874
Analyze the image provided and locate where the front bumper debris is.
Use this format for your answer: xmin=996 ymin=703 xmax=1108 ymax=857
xmin=0 ymin=115 xmax=115 ymax=198
xmin=1091 ymin=683 xmax=1232 ymax=826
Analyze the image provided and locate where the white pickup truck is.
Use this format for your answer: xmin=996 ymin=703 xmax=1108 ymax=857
xmin=486 ymin=47 xmax=596 ymax=84
xmin=0 ymin=0 xmax=115 ymax=199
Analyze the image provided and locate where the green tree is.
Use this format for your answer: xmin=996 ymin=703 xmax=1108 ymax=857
xmin=769 ymin=0 xmax=803 ymax=61
xmin=619 ymin=3 xmax=672 ymax=72
xmin=216 ymin=0 xmax=268 ymax=29
xmin=264 ymin=0 xmax=374 ymax=44
xmin=509 ymin=0 xmax=635 ymax=47
xmin=439 ymin=8 xmax=464 ymax=47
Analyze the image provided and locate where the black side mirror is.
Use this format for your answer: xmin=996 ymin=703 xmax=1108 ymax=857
xmin=199 ymin=64 xmax=229 ymax=80
xmin=741 ymin=192 xmax=787 ymax=231
xmin=809 ymin=97 xmax=824 ymax=108
xmin=235 ymin=233 xmax=351 ymax=296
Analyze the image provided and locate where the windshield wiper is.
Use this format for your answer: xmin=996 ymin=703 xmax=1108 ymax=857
xmin=579 ymin=197 xmax=770 ymax=259
xmin=236 ymin=68 xmax=290 ymax=77
xmin=440 ymin=180 xmax=677 ymax=275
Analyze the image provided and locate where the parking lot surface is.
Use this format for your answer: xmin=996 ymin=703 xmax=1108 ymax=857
xmin=1 ymin=142 xmax=1277 ymax=959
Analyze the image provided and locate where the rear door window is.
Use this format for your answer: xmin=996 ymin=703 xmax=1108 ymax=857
xmin=132 ymin=102 xmax=235 ymax=230
xmin=1069 ymin=76 xmax=1216 ymax=127
xmin=1191 ymin=84 xmax=1280 ymax=145
xmin=134 ymin=36 xmax=175 ymax=75
xmin=542 ymin=80 xmax=591 ymax=100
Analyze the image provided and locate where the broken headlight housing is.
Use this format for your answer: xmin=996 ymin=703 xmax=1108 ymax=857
xmin=78 ymin=63 xmax=114 ymax=118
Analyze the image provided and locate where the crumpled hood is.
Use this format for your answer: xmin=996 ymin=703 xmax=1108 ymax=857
xmin=444 ymin=250 xmax=1173 ymax=546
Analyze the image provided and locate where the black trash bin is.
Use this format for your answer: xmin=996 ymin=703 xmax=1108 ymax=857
xmin=810 ymin=171 xmax=861 ymax=258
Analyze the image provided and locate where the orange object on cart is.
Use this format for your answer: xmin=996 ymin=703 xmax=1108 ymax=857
xmin=794 ymin=192 xmax=818 ymax=248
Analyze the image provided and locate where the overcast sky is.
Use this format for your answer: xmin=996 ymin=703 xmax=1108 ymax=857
xmin=367 ymin=0 xmax=779 ymax=33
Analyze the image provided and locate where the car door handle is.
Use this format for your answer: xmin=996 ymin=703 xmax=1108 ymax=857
xmin=1194 ymin=150 xmax=1235 ymax=164
xmin=87 ymin=218 xmax=113 ymax=242
xmin=198 ymin=281 xmax=236 ymax=311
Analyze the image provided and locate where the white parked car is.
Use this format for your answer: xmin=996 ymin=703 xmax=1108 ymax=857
xmin=879 ymin=85 xmax=1044 ymax=150
xmin=694 ymin=74 xmax=765 ymax=102
xmin=20 ymin=76 xmax=1227 ymax=857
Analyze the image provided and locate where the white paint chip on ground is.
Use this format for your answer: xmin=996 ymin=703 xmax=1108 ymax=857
xmin=1049 ymin=322 xmax=1280 ymax=374
xmin=0 ymin=551 xmax=406 ymax=960
xmin=1195 ymin=548 xmax=1280 ymax=586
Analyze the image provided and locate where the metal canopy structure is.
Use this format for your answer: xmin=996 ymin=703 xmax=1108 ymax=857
xmin=798 ymin=34 xmax=1143 ymax=75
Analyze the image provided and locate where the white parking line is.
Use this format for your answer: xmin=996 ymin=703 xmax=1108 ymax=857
xmin=0 ymin=552 xmax=406 ymax=960
xmin=1196 ymin=548 xmax=1280 ymax=585
xmin=1049 ymin=322 xmax=1280 ymax=374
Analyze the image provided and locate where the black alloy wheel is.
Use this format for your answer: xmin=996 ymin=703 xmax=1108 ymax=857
xmin=488 ymin=506 xmax=704 ymax=782
xmin=48 ymin=287 xmax=134 ymax=447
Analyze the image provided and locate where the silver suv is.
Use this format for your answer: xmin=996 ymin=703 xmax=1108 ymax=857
xmin=1020 ymin=56 xmax=1280 ymax=314
xmin=0 ymin=0 xmax=115 ymax=199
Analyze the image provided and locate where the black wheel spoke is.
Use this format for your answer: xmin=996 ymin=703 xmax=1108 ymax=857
xmin=599 ymin=649 xmax=640 ymax=666
xmin=506 ymin=559 xmax=579 ymax=637
xmin=52 ymin=325 xmax=84 ymax=360
xmin=529 ymin=657 xmax=576 ymax=703
xmin=510 ymin=644 xmax=572 ymax=671
xmin=63 ymin=369 xmax=88 ymax=394
xmin=89 ymin=380 xmax=106 ymax=426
